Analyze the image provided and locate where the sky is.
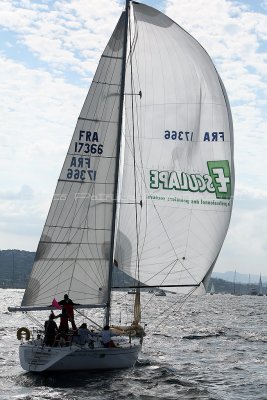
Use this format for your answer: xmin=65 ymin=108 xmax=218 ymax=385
xmin=0 ymin=0 xmax=267 ymax=276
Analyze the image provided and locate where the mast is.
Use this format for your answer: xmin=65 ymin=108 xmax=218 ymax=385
xmin=105 ymin=0 xmax=130 ymax=326
xmin=128 ymin=0 xmax=141 ymax=323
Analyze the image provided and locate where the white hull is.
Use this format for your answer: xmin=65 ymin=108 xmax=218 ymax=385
xmin=155 ymin=291 xmax=166 ymax=297
xmin=19 ymin=340 xmax=141 ymax=372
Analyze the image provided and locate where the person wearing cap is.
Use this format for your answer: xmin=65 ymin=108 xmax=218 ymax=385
xmin=44 ymin=313 xmax=58 ymax=346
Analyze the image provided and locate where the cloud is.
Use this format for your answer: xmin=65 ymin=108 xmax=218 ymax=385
xmin=0 ymin=185 xmax=33 ymax=200
xmin=0 ymin=0 xmax=122 ymax=76
xmin=216 ymin=179 xmax=267 ymax=275
xmin=0 ymin=55 xmax=86 ymax=252
xmin=217 ymin=198 xmax=267 ymax=273
xmin=0 ymin=184 xmax=47 ymax=250
xmin=0 ymin=55 xmax=85 ymax=191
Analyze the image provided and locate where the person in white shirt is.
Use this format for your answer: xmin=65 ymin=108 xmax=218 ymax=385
xmin=78 ymin=323 xmax=91 ymax=345
xmin=102 ymin=325 xmax=116 ymax=348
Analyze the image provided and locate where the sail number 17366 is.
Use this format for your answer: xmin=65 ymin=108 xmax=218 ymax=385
xmin=74 ymin=142 xmax=103 ymax=154
xmin=67 ymin=169 xmax=96 ymax=181
xmin=164 ymin=130 xmax=193 ymax=141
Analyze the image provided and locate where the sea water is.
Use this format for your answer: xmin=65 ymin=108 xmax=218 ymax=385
xmin=0 ymin=289 xmax=266 ymax=400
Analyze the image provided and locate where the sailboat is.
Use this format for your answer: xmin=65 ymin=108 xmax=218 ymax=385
xmin=127 ymin=289 xmax=136 ymax=294
xmin=210 ymin=283 xmax=215 ymax=295
xmin=154 ymin=289 xmax=166 ymax=296
xmin=8 ymin=0 xmax=234 ymax=372
xmin=258 ymin=274 xmax=264 ymax=296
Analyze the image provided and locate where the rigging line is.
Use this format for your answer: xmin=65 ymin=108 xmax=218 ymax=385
xmin=128 ymin=38 xmax=148 ymax=262
xmin=81 ymin=240 xmax=108 ymax=287
xmin=72 ymin=256 xmax=105 ymax=290
xmin=63 ymin=196 xmax=86 ymax=293
xmin=27 ymin=260 xmax=71 ymax=300
xmin=30 ymin=187 xmax=93 ymax=286
xmin=90 ymin=187 xmax=106 ymax=285
xmin=156 ymin=287 xmax=198 ymax=329
xmin=122 ymin=88 xmax=148 ymax=268
xmin=142 ymin=259 xmax=181 ymax=285
xmin=122 ymin=170 xmax=187 ymax=280
xmin=146 ymin=287 xmax=198 ymax=330
xmin=32 ymin=227 xmax=82 ymax=290
xmin=138 ymin=284 xmax=199 ymax=317
xmin=129 ymin=5 xmax=140 ymax=283
xmin=122 ymin=125 xmax=195 ymax=283
xmin=33 ymin=228 xmax=107 ymax=299
xmin=75 ymin=310 xmax=102 ymax=329
xmin=125 ymin=114 xmax=147 ymax=238
xmin=150 ymin=201 xmax=198 ymax=284
xmin=137 ymin=289 xmax=158 ymax=314
xmin=23 ymin=312 xmax=44 ymax=330
xmin=153 ymin=259 xmax=193 ymax=289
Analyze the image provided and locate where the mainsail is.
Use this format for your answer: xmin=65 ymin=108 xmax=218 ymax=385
xmin=115 ymin=3 xmax=234 ymax=293
xmin=21 ymin=13 xmax=127 ymax=308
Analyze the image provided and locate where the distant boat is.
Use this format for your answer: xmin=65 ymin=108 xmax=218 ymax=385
xmin=246 ymin=274 xmax=251 ymax=295
xmin=232 ymin=269 xmax=241 ymax=295
xmin=232 ymin=269 xmax=237 ymax=295
xmin=210 ymin=283 xmax=215 ymax=295
xmin=155 ymin=290 xmax=166 ymax=297
xmin=128 ymin=289 xmax=136 ymax=295
xmin=258 ymin=274 xmax=263 ymax=296
xmin=250 ymin=285 xmax=257 ymax=296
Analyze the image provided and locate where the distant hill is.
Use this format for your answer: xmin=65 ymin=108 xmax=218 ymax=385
xmin=0 ymin=249 xmax=34 ymax=288
xmin=0 ymin=249 xmax=137 ymax=289
xmin=0 ymin=249 xmax=265 ymax=295
xmin=207 ymin=277 xmax=266 ymax=295
xmin=213 ymin=270 xmax=267 ymax=284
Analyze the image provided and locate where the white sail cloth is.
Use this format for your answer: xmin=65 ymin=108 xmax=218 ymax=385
xmin=22 ymin=14 xmax=127 ymax=307
xmin=21 ymin=2 xmax=234 ymax=308
xmin=115 ymin=3 xmax=234 ymax=293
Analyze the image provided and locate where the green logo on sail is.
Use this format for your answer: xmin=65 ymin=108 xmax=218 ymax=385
xmin=150 ymin=160 xmax=231 ymax=200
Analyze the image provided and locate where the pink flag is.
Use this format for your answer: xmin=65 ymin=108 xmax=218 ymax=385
xmin=52 ymin=298 xmax=62 ymax=310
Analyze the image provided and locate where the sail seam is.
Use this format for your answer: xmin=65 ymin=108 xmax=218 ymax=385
xmin=113 ymin=284 xmax=200 ymax=288
xmin=102 ymin=55 xmax=123 ymax=60
xmin=78 ymin=117 xmax=118 ymax=123
xmin=92 ymin=80 xmax=121 ymax=87
xmin=36 ymin=258 xmax=108 ymax=261
xmin=65 ymin=153 xmax=116 ymax=159
xmin=42 ymin=227 xmax=112 ymax=230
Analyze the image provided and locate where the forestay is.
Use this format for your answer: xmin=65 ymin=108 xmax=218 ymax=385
xmin=115 ymin=3 xmax=234 ymax=293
